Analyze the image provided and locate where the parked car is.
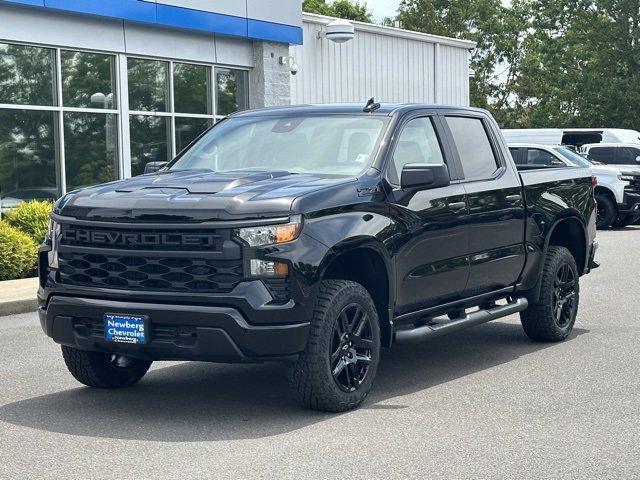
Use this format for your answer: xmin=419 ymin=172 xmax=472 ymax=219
xmin=39 ymin=103 xmax=598 ymax=412
xmin=508 ymin=143 xmax=640 ymax=228
xmin=503 ymin=128 xmax=640 ymax=147
xmin=0 ymin=188 xmax=58 ymax=216
xmin=580 ymin=143 xmax=640 ymax=168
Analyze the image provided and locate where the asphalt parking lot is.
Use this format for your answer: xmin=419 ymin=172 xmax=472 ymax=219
xmin=1 ymin=227 xmax=639 ymax=480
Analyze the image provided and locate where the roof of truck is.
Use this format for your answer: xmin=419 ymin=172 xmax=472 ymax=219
xmin=231 ymin=103 xmax=489 ymax=117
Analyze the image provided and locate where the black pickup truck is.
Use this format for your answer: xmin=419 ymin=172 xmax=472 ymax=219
xmin=39 ymin=103 xmax=598 ymax=412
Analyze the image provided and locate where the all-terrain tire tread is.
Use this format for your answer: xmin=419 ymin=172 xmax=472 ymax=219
xmin=289 ymin=280 xmax=379 ymax=412
xmin=520 ymin=246 xmax=579 ymax=342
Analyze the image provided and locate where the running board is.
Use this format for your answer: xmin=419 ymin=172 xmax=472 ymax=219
xmin=394 ymin=298 xmax=529 ymax=345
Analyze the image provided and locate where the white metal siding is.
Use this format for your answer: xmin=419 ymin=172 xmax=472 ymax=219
xmin=291 ymin=15 xmax=472 ymax=106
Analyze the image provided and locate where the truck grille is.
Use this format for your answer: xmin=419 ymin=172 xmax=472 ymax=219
xmin=58 ymin=252 xmax=243 ymax=293
xmin=57 ymin=223 xmax=244 ymax=294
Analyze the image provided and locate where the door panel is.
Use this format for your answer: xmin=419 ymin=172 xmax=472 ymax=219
xmin=390 ymin=184 xmax=469 ymax=314
xmin=463 ymin=181 xmax=526 ymax=296
xmin=442 ymin=114 xmax=526 ymax=298
xmin=386 ymin=113 xmax=469 ymax=315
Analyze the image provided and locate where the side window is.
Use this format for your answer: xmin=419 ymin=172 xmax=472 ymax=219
xmin=389 ymin=117 xmax=445 ymax=184
xmin=509 ymin=147 xmax=525 ymax=165
xmin=527 ymin=148 xmax=562 ymax=166
xmin=446 ymin=116 xmax=499 ymax=181
xmin=588 ymin=147 xmax=616 ymax=164
xmin=618 ymin=147 xmax=640 ymax=165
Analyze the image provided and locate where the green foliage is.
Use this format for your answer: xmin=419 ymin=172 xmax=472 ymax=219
xmin=303 ymin=0 xmax=374 ymax=22
xmin=4 ymin=200 xmax=53 ymax=244
xmin=393 ymin=0 xmax=640 ymax=129
xmin=0 ymin=221 xmax=38 ymax=281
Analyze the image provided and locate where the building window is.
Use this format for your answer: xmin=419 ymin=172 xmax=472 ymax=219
xmin=0 ymin=43 xmax=121 ymax=211
xmin=0 ymin=43 xmax=59 ymax=212
xmin=61 ymin=50 xmax=116 ymax=109
xmin=216 ymin=68 xmax=249 ymax=117
xmin=128 ymin=58 xmax=248 ymax=175
xmin=0 ymin=42 xmax=250 ymax=209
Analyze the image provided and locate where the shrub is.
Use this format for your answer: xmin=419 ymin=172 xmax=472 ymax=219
xmin=4 ymin=200 xmax=53 ymax=245
xmin=0 ymin=221 xmax=38 ymax=281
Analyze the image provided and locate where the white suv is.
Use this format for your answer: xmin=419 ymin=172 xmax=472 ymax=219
xmin=508 ymin=143 xmax=640 ymax=229
xmin=580 ymin=143 xmax=640 ymax=170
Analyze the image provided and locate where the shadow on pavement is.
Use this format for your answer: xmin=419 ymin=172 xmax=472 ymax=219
xmin=0 ymin=321 xmax=587 ymax=442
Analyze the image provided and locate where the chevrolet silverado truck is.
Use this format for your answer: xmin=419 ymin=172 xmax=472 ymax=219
xmin=39 ymin=103 xmax=598 ymax=412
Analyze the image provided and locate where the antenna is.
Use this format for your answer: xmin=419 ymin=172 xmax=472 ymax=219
xmin=363 ymin=98 xmax=381 ymax=113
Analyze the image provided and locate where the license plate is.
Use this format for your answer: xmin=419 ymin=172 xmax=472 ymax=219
xmin=104 ymin=314 xmax=148 ymax=345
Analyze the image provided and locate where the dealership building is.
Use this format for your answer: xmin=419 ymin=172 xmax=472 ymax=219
xmin=0 ymin=0 xmax=474 ymax=208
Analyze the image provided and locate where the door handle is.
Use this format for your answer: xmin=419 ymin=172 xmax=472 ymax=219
xmin=448 ymin=201 xmax=467 ymax=213
xmin=506 ymin=194 xmax=522 ymax=203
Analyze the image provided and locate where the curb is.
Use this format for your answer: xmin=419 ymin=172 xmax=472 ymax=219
xmin=0 ymin=277 xmax=39 ymax=318
xmin=0 ymin=299 xmax=38 ymax=318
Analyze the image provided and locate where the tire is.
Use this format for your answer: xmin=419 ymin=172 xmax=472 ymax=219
xmin=595 ymin=193 xmax=616 ymax=229
xmin=289 ymin=280 xmax=381 ymax=412
xmin=520 ymin=246 xmax=579 ymax=342
xmin=61 ymin=346 xmax=152 ymax=389
xmin=612 ymin=215 xmax=634 ymax=228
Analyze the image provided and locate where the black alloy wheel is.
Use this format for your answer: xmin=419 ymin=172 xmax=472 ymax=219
xmin=289 ymin=280 xmax=380 ymax=412
xmin=330 ymin=303 xmax=374 ymax=393
xmin=520 ymin=245 xmax=580 ymax=342
xmin=552 ymin=263 xmax=577 ymax=328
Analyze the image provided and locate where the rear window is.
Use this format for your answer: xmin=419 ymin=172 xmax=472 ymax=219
xmin=446 ymin=117 xmax=499 ymax=181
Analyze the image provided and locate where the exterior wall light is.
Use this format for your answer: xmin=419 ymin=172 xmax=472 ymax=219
xmin=279 ymin=55 xmax=299 ymax=75
xmin=317 ymin=19 xmax=355 ymax=44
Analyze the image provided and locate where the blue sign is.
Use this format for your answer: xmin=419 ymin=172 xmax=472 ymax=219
xmin=104 ymin=314 xmax=148 ymax=345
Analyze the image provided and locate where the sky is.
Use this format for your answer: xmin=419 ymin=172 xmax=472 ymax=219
xmin=365 ymin=0 xmax=401 ymax=21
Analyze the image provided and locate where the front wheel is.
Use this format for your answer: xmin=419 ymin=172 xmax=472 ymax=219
xmin=62 ymin=346 xmax=152 ymax=389
xmin=289 ymin=280 xmax=380 ymax=412
xmin=612 ymin=215 xmax=634 ymax=228
xmin=595 ymin=193 xmax=616 ymax=229
xmin=520 ymin=246 xmax=579 ymax=342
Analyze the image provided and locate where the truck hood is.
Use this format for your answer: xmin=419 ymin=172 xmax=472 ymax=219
xmin=58 ymin=169 xmax=357 ymax=222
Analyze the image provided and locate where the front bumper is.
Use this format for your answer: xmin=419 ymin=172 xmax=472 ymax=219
xmin=39 ymin=295 xmax=309 ymax=363
xmin=618 ymin=191 xmax=640 ymax=215
xmin=586 ymin=239 xmax=599 ymax=273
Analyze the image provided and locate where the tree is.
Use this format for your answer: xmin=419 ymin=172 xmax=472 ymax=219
xmin=303 ymin=0 xmax=374 ymax=22
xmin=514 ymin=0 xmax=640 ymax=129
xmin=394 ymin=0 xmax=529 ymax=125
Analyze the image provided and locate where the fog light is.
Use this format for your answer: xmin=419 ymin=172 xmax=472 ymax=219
xmin=250 ymin=259 xmax=289 ymax=277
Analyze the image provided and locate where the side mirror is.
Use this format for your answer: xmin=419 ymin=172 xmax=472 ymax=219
xmin=143 ymin=162 xmax=168 ymax=174
xmin=635 ymin=156 xmax=640 ymax=164
xmin=401 ymin=163 xmax=450 ymax=190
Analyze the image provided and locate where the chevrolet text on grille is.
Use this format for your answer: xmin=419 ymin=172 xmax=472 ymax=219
xmin=63 ymin=230 xmax=220 ymax=247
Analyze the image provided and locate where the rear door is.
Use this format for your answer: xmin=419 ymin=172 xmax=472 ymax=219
xmin=441 ymin=112 xmax=526 ymax=298
xmin=386 ymin=112 xmax=469 ymax=315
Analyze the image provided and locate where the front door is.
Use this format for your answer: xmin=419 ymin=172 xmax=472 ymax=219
xmin=442 ymin=113 xmax=526 ymax=298
xmin=386 ymin=114 xmax=469 ymax=315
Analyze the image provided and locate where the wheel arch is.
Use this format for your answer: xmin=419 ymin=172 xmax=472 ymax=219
xmin=319 ymin=239 xmax=394 ymax=348
xmin=545 ymin=215 xmax=588 ymax=276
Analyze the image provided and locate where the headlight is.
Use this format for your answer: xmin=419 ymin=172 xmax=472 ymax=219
xmin=236 ymin=215 xmax=303 ymax=247
xmin=618 ymin=174 xmax=634 ymax=182
xmin=47 ymin=219 xmax=60 ymax=268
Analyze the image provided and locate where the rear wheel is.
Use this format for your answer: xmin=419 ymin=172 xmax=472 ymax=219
xmin=61 ymin=346 xmax=152 ymax=388
xmin=595 ymin=193 xmax=616 ymax=229
xmin=289 ymin=280 xmax=380 ymax=412
xmin=520 ymin=246 xmax=579 ymax=342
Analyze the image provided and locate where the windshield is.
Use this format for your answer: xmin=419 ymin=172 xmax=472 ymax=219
xmin=169 ymin=115 xmax=389 ymax=176
xmin=554 ymin=146 xmax=592 ymax=167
